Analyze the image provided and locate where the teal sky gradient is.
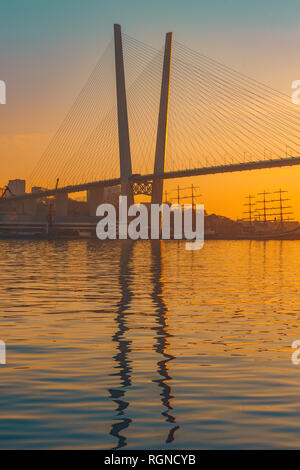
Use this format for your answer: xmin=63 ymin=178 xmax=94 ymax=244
xmin=0 ymin=0 xmax=299 ymax=44
xmin=1 ymin=1 xmax=300 ymax=216
xmin=1 ymin=0 xmax=300 ymax=131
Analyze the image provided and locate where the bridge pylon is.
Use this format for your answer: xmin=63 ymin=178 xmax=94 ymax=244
xmin=151 ymin=32 xmax=173 ymax=205
xmin=114 ymin=24 xmax=134 ymax=206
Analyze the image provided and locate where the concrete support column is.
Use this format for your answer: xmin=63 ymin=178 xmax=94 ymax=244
xmin=23 ymin=198 xmax=38 ymax=216
xmin=87 ymin=187 xmax=104 ymax=216
xmin=55 ymin=193 xmax=68 ymax=217
xmin=14 ymin=201 xmax=24 ymax=215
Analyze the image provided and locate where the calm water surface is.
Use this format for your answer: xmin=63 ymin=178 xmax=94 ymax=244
xmin=0 ymin=239 xmax=300 ymax=449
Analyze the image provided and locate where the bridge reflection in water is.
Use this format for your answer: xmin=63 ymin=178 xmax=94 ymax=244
xmin=108 ymin=240 xmax=179 ymax=449
xmin=108 ymin=241 xmax=133 ymax=449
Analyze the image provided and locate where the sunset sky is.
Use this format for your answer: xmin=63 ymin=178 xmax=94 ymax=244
xmin=1 ymin=0 xmax=300 ymax=219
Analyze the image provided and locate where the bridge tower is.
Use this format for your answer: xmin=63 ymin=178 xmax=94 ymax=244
xmin=114 ymin=24 xmax=134 ymax=206
xmin=151 ymin=32 xmax=173 ymax=205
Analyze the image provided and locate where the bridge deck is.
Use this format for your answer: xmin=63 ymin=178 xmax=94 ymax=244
xmin=2 ymin=156 xmax=300 ymax=203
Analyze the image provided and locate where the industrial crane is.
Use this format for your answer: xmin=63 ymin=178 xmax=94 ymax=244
xmin=0 ymin=186 xmax=14 ymax=199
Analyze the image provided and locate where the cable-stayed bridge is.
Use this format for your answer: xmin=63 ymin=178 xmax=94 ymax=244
xmin=2 ymin=24 xmax=300 ymax=215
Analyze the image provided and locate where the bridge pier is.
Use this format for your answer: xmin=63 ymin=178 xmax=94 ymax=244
xmin=87 ymin=187 xmax=104 ymax=216
xmin=11 ymin=200 xmax=23 ymax=215
xmin=55 ymin=193 xmax=69 ymax=216
xmin=23 ymin=198 xmax=38 ymax=216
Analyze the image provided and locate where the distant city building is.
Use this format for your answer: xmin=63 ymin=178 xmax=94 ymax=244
xmin=6 ymin=179 xmax=26 ymax=197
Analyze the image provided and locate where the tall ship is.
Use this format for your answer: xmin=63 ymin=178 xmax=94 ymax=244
xmin=238 ymin=189 xmax=300 ymax=239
